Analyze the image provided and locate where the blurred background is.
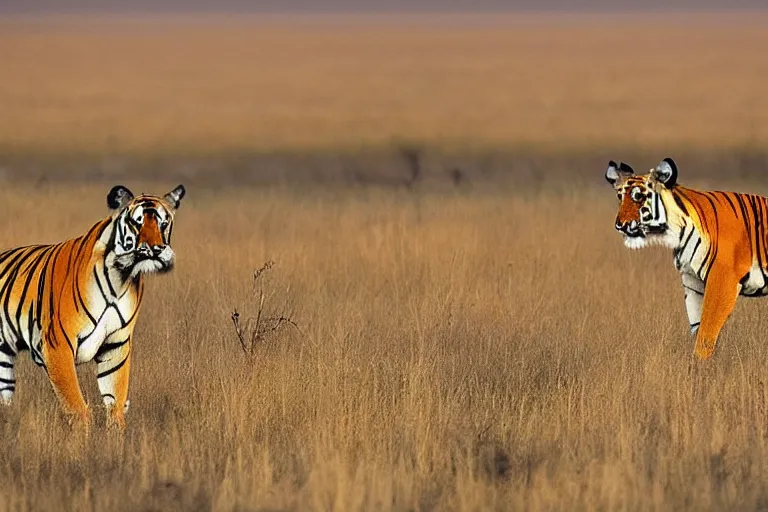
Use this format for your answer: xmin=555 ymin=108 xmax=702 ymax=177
xmin=3 ymin=3 xmax=768 ymax=511
xmin=1 ymin=0 xmax=766 ymax=188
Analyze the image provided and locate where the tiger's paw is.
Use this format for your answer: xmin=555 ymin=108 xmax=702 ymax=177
xmin=106 ymin=411 xmax=127 ymax=432
xmin=694 ymin=340 xmax=715 ymax=361
xmin=66 ymin=409 xmax=92 ymax=436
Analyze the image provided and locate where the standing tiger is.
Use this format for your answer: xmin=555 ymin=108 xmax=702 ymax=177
xmin=0 ymin=184 xmax=185 ymax=430
xmin=605 ymin=157 xmax=768 ymax=360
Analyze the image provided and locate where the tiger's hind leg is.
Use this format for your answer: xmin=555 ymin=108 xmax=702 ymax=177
xmin=41 ymin=332 xmax=90 ymax=430
xmin=681 ymin=273 xmax=705 ymax=336
xmin=0 ymin=343 xmax=16 ymax=405
xmin=694 ymin=266 xmax=741 ymax=360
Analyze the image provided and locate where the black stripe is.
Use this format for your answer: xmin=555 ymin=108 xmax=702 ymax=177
xmin=0 ymin=247 xmax=33 ymax=283
xmin=56 ymin=315 xmax=76 ymax=356
xmin=35 ymin=246 xmax=55 ymax=330
xmin=0 ymin=377 xmax=15 ymax=384
xmin=0 ymin=386 xmax=15 ymax=393
xmin=115 ymin=302 xmax=127 ymax=326
xmin=0 ymin=361 xmax=13 ymax=368
xmin=683 ymin=285 xmax=703 ymax=295
xmin=735 ymin=194 xmax=754 ymax=251
xmin=699 ymin=243 xmax=713 ymax=278
xmin=101 ymin=338 xmax=130 ymax=349
xmin=95 ymin=338 xmax=130 ymax=362
xmin=672 ymin=190 xmax=689 ymax=216
xmin=723 ymin=192 xmax=739 ymax=216
xmin=93 ymin=267 xmax=108 ymax=301
xmin=26 ymin=303 xmax=34 ymax=346
xmin=74 ymin=280 xmax=97 ymax=326
xmin=747 ymin=195 xmax=762 ymax=263
xmin=0 ymin=247 xmax=26 ymax=266
xmin=45 ymin=245 xmax=66 ymax=350
xmin=16 ymin=337 xmax=28 ymax=351
xmin=0 ymin=344 xmax=14 ymax=356
xmin=14 ymin=247 xmax=49 ymax=335
xmin=754 ymin=197 xmax=766 ymax=271
xmin=0 ymin=248 xmax=38 ymax=343
xmin=691 ymin=237 xmax=702 ymax=261
xmin=75 ymin=220 xmax=108 ymax=262
xmin=102 ymin=257 xmax=117 ymax=297
xmin=680 ymin=226 xmax=695 ymax=255
xmin=740 ymin=272 xmax=751 ymax=285
xmin=97 ymin=355 xmax=128 ymax=379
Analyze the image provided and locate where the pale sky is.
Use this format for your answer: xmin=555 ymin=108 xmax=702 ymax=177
xmin=1 ymin=0 xmax=765 ymax=13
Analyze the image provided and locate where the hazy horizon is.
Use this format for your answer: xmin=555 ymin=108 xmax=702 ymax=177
xmin=2 ymin=0 xmax=766 ymax=14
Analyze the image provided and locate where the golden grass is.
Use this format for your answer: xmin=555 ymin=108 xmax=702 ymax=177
xmin=1 ymin=13 xmax=768 ymax=156
xmin=3 ymin=181 xmax=768 ymax=510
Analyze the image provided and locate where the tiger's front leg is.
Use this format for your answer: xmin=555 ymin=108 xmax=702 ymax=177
xmin=694 ymin=265 xmax=742 ymax=360
xmin=95 ymin=336 xmax=132 ymax=431
xmin=681 ymin=272 xmax=705 ymax=336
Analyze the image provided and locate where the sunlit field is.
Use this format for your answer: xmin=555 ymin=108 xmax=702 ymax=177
xmin=2 ymin=12 xmax=768 ymax=512
xmin=3 ymin=181 xmax=768 ymax=510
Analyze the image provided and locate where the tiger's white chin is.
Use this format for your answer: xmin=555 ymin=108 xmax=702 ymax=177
xmin=130 ymin=260 xmax=165 ymax=278
xmin=622 ymin=230 xmax=678 ymax=251
xmin=623 ymin=236 xmax=648 ymax=250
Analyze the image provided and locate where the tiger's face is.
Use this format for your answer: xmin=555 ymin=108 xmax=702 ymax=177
xmin=107 ymin=185 xmax=186 ymax=277
xmin=605 ymin=158 xmax=678 ymax=250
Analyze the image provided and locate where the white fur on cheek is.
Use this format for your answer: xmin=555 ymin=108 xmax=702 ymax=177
xmin=157 ymin=246 xmax=175 ymax=265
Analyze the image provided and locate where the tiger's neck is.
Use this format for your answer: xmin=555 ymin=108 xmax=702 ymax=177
xmin=661 ymin=186 xmax=714 ymax=277
xmin=93 ymin=217 xmax=143 ymax=300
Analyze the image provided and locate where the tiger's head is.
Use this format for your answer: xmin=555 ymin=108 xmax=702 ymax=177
xmin=106 ymin=184 xmax=186 ymax=278
xmin=605 ymin=158 xmax=678 ymax=250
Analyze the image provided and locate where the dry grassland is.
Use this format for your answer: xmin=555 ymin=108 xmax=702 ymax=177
xmin=1 ymin=13 xmax=768 ymax=156
xmin=2 ymin=12 xmax=768 ymax=512
xmin=2 ymin=180 xmax=768 ymax=510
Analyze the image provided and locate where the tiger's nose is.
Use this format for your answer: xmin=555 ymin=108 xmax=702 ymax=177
xmin=137 ymin=243 xmax=152 ymax=257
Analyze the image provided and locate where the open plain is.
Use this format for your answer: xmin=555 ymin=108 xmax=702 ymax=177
xmin=1 ymin=12 xmax=768 ymax=511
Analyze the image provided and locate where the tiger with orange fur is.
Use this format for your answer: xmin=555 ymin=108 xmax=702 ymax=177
xmin=606 ymin=157 xmax=768 ymax=360
xmin=0 ymin=184 xmax=185 ymax=430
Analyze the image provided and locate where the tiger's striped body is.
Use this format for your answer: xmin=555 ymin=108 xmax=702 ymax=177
xmin=0 ymin=184 xmax=185 ymax=430
xmin=606 ymin=158 xmax=768 ymax=360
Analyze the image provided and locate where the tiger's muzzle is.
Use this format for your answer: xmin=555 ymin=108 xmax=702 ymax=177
xmin=615 ymin=218 xmax=643 ymax=238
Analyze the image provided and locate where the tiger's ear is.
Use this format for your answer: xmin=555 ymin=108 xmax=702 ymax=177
xmin=605 ymin=160 xmax=634 ymax=186
xmin=654 ymin=158 xmax=678 ymax=188
xmin=163 ymin=184 xmax=186 ymax=211
xmin=107 ymin=185 xmax=134 ymax=211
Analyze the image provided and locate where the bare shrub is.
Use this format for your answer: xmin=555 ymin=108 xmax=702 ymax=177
xmin=231 ymin=261 xmax=302 ymax=357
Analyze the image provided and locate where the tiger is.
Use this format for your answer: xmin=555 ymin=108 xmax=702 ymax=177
xmin=605 ymin=157 xmax=768 ymax=360
xmin=0 ymin=184 xmax=185 ymax=430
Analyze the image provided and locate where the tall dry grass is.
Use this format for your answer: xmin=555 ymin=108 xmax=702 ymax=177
xmin=1 ymin=13 xmax=768 ymax=156
xmin=2 ymin=180 xmax=768 ymax=510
